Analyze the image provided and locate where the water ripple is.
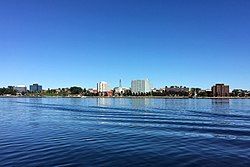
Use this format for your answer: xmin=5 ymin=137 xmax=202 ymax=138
xmin=0 ymin=98 xmax=250 ymax=166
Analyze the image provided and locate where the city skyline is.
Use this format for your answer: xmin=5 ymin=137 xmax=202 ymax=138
xmin=1 ymin=1 xmax=250 ymax=166
xmin=0 ymin=80 xmax=243 ymax=92
xmin=1 ymin=0 xmax=250 ymax=90
xmin=2 ymin=80 xmax=250 ymax=98
xmin=1 ymin=79 xmax=247 ymax=91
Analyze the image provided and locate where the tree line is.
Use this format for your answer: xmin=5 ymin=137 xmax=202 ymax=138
xmin=0 ymin=88 xmax=17 ymax=95
xmin=1 ymin=86 xmax=249 ymax=97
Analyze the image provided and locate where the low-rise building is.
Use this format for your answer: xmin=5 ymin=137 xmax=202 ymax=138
xmin=114 ymin=87 xmax=123 ymax=94
xmin=14 ymin=85 xmax=27 ymax=93
xmin=165 ymin=86 xmax=189 ymax=93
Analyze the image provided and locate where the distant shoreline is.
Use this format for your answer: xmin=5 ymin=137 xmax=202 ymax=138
xmin=1 ymin=96 xmax=250 ymax=99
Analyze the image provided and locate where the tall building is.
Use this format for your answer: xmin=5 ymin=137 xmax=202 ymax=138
xmin=212 ymin=84 xmax=230 ymax=97
xmin=30 ymin=84 xmax=42 ymax=92
xmin=131 ymin=79 xmax=152 ymax=93
xmin=14 ymin=85 xmax=27 ymax=93
xmin=97 ymin=81 xmax=109 ymax=93
xmin=119 ymin=79 xmax=122 ymax=87
xmin=97 ymin=81 xmax=113 ymax=96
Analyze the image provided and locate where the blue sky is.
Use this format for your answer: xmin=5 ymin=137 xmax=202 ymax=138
xmin=0 ymin=0 xmax=250 ymax=90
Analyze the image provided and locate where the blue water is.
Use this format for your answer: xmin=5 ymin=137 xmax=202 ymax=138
xmin=0 ymin=98 xmax=249 ymax=167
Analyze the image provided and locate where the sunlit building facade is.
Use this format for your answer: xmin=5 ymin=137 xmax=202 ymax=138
xmin=131 ymin=79 xmax=152 ymax=93
xmin=97 ymin=81 xmax=109 ymax=93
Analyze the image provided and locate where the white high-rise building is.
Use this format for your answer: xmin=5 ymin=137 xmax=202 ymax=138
xmin=97 ymin=81 xmax=109 ymax=93
xmin=131 ymin=79 xmax=152 ymax=93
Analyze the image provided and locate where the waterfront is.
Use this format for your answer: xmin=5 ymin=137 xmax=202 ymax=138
xmin=0 ymin=98 xmax=249 ymax=166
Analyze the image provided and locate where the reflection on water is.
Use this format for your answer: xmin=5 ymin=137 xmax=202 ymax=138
xmin=0 ymin=98 xmax=249 ymax=167
xmin=212 ymin=98 xmax=230 ymax=104
xmin=96 ymin=97 xmax=115 ymax=107
xmin=211 ymin=99 xmax=230 ymax=112
xmin=131 ymin=98 xmax=151 ymax=108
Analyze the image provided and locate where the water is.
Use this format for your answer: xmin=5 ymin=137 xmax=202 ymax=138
xmin=0 ymin=98 xmax=249 ymax=167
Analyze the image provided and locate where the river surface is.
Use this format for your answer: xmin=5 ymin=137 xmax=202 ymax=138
xmin=0 ymin=98 xmax=249 ymax=166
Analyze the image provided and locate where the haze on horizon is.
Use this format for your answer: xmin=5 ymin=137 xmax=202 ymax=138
xmin=0 ymin=0 xmax=249 ymax=90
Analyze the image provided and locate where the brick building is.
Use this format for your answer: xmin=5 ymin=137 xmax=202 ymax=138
xmin=211 ymin=84 xmax=229 ymax=97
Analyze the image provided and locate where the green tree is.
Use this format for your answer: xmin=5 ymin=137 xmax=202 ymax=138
xmin=70 ymin=86 xmax=83 ymax=94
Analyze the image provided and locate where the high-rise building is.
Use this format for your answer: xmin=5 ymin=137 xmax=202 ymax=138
xmin=211 ymin=84 xmax=230 ymax=97
xmin=97 ymin=81 xmax=109 ymax=93
xmin=30 ymin=84 xmax=42 ymax=92
xmin=131 ymin=79 xmax=152 ymax=93
xmin=97 ymin=81 xmax=113 ymax=96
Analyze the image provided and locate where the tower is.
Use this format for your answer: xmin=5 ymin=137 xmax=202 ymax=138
xmin=119 ymin=79 xmax=122 ymax=87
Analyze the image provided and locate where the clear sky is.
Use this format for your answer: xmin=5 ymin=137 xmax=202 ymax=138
xmin=0 ymin=0 xmax=250 ymax=90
